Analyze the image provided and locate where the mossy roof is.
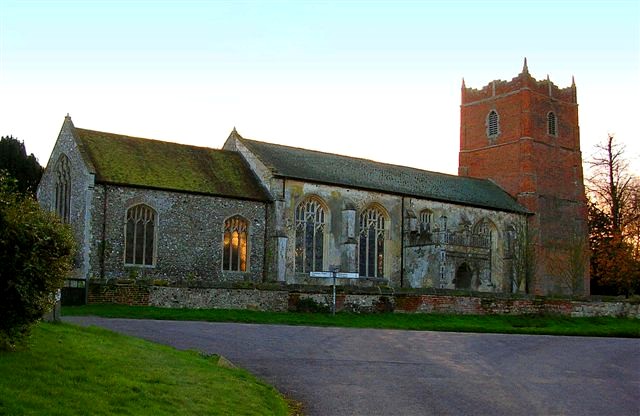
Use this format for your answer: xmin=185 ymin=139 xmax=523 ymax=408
xmin=239 ymin=138 xmax=528 ymax=213
xmin=73 ymin=128 xmax=269 ymax=201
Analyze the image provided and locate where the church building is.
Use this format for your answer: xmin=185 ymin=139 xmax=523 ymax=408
xmin=37 ymin=62 xmax=589 ymax=295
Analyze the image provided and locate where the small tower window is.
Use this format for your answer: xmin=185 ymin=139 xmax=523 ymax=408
xmin=547 ymin=111 xmax=557 ymax=136
xmin=486 ymin=110 xmax=499 ymax=139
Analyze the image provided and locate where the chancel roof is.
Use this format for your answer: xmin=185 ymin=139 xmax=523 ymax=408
xmin=73 ymin=128 xmax=269 ymax=201
xmin=238 ymin=137 xmax=528 ymax=214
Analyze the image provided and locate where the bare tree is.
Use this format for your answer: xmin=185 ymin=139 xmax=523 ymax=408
xmin=548 ymin=236 xmax=589 ymax=296
xmin=587 ymin=134 xmax=639 ymax=237
xmin=510 ymin=223 xmax=535 ymax=293
xmin=587 ymin=134 xmax=640 ymax=296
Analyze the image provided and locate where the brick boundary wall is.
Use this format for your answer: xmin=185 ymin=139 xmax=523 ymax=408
xmin=86 ymin=283 xmax=640 ymax=319
xmin=88 ymin=281 xmax=150 ymax=306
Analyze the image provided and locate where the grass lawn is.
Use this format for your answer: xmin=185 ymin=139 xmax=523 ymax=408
xmin=64 ymin=305 xmax=640 ymax=338
xmin=0 ymin=323 xmax=290 ymax=416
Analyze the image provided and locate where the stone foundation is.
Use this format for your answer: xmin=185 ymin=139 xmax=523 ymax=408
xmin=87 ymin=282 xmax=640 ymax=318
xmin=149 ymin=286 xmax=288 ymax=312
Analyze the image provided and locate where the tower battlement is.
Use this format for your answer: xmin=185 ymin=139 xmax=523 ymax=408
xmin=462 ymin=61 xmax=577 ymax=105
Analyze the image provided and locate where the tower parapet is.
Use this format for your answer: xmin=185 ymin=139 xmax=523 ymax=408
xmin=462 ymin=62 xmax=577 ymax=105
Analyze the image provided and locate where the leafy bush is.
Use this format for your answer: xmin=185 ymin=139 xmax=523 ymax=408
xmin=294 ymin=296 xmax=330 ymax=313
xmin=0 ymin=173 xmax=75 ymax=350
xmin=0 ymin=136 xmax=43 ymax=196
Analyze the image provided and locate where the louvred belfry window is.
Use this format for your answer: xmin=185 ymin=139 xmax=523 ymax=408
xmin=548 ymin=111 xmax=557 ymax=136
xmin=124 ymin=204 xmax=156 ymax=266
xmin=487 ymin=110 xmax=499 ymax=138
xmin=223 ymin=216 xmax=248 ymax=272
xmin=295 ymin=198 xmax=326 ymax=273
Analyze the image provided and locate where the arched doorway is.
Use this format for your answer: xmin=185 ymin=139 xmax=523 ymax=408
xmin=455 ymin=263 xmax=473 ymax=289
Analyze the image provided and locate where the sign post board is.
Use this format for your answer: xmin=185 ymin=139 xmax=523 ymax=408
xmin=309 ymin=270 xmax=359 ymax=315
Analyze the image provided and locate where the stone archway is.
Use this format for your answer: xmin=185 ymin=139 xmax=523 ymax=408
xmin=455 ymin=263 xmax=473 ymax=289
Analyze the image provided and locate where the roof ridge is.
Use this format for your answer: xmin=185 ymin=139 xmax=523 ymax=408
xmin=238 ymin=137 xmax=527 ymax=214
xmin=239 ymin=137 xmax=492 ymax=184
xmin=74 ymin=127 xmax=233 ymax=154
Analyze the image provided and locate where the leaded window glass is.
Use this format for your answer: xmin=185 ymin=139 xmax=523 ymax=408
xmin=54 ymin=155 xmax=71 ymax=223
xmin=125 ymin=204 xmax=156 ymax=266
xmin=223 ymin=216 xmax=248 ymax=272
xmin=359 ymin=207 xmax=386 ymax=278
xmin=295 ymin=198 xmax=325 ymax=273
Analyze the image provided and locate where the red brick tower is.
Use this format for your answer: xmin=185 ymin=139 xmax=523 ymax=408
xmin=459 ymin=59 xmax=589 ymax=295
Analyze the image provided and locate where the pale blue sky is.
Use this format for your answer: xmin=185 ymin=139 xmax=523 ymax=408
xmin=1 ymin=0 xmax=638 ymax=174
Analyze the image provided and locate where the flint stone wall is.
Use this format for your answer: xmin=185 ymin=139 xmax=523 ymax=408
xmin=90 ymin=185 xmax=267 ymax=284
xmin=148 ymin=286 xmax=288 ymax=312
xmin=37 ymin=119 xmax=96 ymax=280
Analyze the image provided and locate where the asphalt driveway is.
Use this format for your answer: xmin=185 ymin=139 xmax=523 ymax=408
xmin=64 ymin=316 xmax=640 ymax=416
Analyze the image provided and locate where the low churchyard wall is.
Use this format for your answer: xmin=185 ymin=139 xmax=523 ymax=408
xmin=86 ymin=282 xmax=640 ymax=318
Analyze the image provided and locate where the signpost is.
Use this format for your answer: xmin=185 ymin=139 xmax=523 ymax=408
xmin=309 ymin=270 xmax=359 ymax=315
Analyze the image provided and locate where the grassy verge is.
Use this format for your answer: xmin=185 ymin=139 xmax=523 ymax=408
xmin=0 ymin=323 xmax=289 ymax=416
xmin=64 ymin=305 xmax=640 ymax=338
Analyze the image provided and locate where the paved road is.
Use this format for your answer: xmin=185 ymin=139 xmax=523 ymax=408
xmin=64 ymin=317 xmax=640 ymax=416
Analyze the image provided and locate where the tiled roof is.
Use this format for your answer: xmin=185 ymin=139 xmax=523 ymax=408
xmin=239 ymin=138 xmax=528 ymax=213
xmin=73 ymin=128 xmax=269 ymax=201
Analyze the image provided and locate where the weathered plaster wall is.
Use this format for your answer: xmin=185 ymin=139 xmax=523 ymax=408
xmin=404 ymin=198 xmax=525 ymax=292
xmin=282 ymin=180 xmax=404 ymax=286
xmin=279 ymin=179 xmax=525 ymax=292
xmin=37 ymin=118 xmax=95 ymax=280
xmin=89 ymin=185 xmax=267 ymax=283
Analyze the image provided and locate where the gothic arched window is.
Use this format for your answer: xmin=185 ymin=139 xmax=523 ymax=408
xmin=486 ymin=110 xmax=499 ymax=138
xmin=125 ymin=204 xmax=156 ymax=266
xmin=54 ymin=154 xmax=71 ymax=223
xmin=359 ymin=206 xmax=386 ymax=278
xmin=419 ymin=209 xmax=433 ymax=232
xmin=223 ymin=216 xmax=248 ymax=272
xmin=295 ymin=198 xmax=326 ymax=273
xmin=473 ymin=218 xmax=497 ymax=249
xmin=547 ymin=111 xmax=557 ymax=136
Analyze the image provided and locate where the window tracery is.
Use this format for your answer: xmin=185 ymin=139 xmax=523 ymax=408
xmin=359 ymin=206 xmax=386 ymax=278
xmin=125 ymin=204 xmax=156 ymax=266
xmin=223 ymin=216 xmax=248 ymax=272
xmin=295 ymin=198 xmax=326 ymax=273
xmin=419 ymin=209 xmax=433 ymax=232
xmin=54 ymin=154 xmax=71 ymax=223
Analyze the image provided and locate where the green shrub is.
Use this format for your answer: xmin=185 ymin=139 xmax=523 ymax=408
xmin=294 ymin=297 xmax=330 ymax=313
xmin=0 ymin=173 xmax=75 ymax=350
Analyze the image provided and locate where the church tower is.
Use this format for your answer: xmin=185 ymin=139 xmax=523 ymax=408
xmin=458 ymin=60 xmax=589 ymax=295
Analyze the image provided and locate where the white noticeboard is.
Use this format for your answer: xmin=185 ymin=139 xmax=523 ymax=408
xmin=309 ymin=271 xmax=334 ymax=278
xmin=335 ymin=272 xmax=359 ymax=279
